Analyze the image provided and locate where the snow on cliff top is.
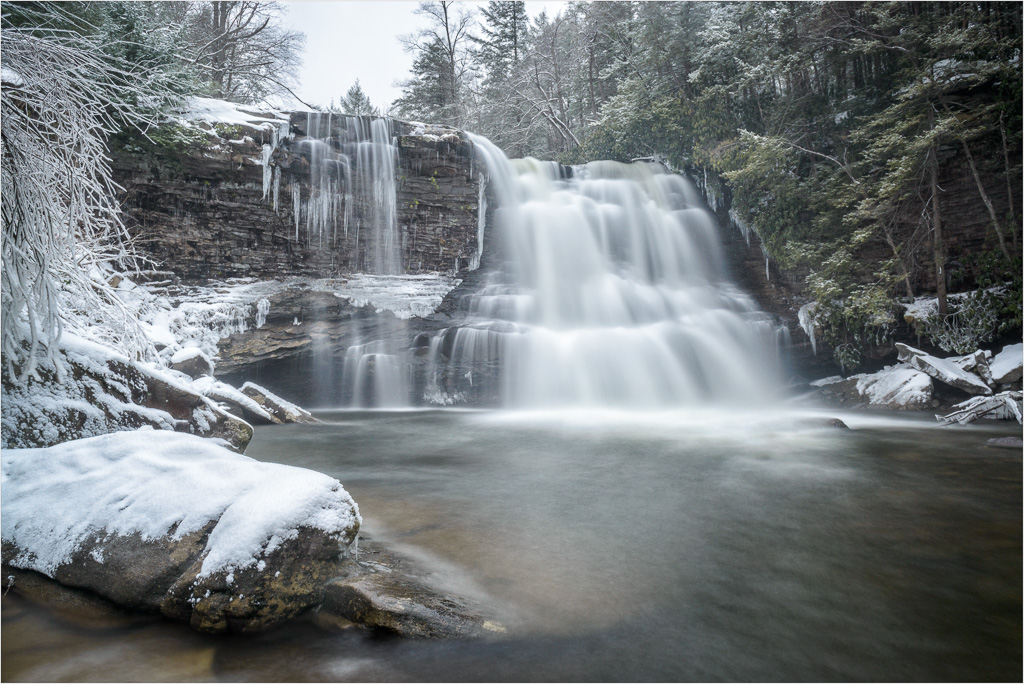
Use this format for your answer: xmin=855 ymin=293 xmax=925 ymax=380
xmin=1 ymin=430 xmax=360 ymax=578
xmin=181 ymin=97 xmax=289 ymax=129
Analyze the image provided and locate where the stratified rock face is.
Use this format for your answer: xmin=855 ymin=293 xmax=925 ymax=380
xmin=1 ymin=431 xmax=360 ymax=633
xmin=112 ymin=110 xmax=482 ymax=283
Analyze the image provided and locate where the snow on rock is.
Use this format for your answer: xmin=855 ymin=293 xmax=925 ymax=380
xmin=169 ymin=346 xmax=214 ymax=379
xmin=192 ymin=377 xmax=278 ymax=425
xmin=241 ymin=383 xmax=317 ymax=424
xmin=855 ymin=366 xmax=934 ymax=410
xmin=1 ymin=429 xmax=360 ymax=633
xmin=990 ymin=343 xmax=1023 ymax=385
xmin=1 ymin=333 xmax=252 ymax=452
xmin=938 ymin=391 xmax=1023 ymax=426
xmin=896 ymin=343 xmax=993 ymax=395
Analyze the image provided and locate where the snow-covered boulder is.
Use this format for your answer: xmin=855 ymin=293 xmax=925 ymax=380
xmin=855 ymin=366 xmax=934 ymax=410
xmin=813 ymin=367 xmax=934 ymax=410
xmin=895 ymin=343 xmax=993 ymax=395
xmin=990 ymin=343 xmax=1023 ymax=385
xmin=0 ymin=335 xmax=252 ymax=452
xmin=169 ymin=347 xmax=214 ymax=379
xmin=1 ymin=430 xmax=360 ymax=633
xmin=241 ymin=382 xmax=318 ymax=424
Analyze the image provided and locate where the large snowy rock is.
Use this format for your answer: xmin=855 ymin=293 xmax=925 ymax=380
xmin=1 ymin=430 xmax=360 ymax=633
xmin=169 ymin=347 xmax=214 ymax=379
xmin=990 ymin=343 xmax=1023 ymax=385
xmin=814 ymin=366 xmax=934 ymax=410
xmin=854 ymin=366 xmax=934 ymax=410
xmin=895 ymin=343 xmax=993 ymax=395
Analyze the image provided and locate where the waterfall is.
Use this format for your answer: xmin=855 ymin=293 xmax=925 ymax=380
xmin=426 ymin=137 xmax=783 ymax=408
xmin=291 ymin=112 xmax=401 ymax=273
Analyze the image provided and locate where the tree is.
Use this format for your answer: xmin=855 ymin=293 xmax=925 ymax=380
xmin=184 ymin=1 xmax=305 ymax=104
xmin=471 ymin=1 xmax=529 ymax=85
xmin=394 ymin=1 xmax=473 ymax=126
xmin=339 ymin=79 xmax=376 ymax=116
xmin=1 ymin=3 xmax=183 ymax=381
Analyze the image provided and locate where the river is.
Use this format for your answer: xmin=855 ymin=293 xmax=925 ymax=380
xmin=3 ymin=408 xmax=1020 ymax=681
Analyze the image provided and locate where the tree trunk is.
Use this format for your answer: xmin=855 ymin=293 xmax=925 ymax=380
xmin=930 ymin=137 xmax=948 ymax=316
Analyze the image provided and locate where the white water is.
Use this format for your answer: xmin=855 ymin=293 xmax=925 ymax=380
xmin=426 ymin=136 xmax=785 ymax=408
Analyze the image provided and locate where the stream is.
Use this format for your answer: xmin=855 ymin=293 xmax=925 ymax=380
xmin=3 ymin=408 xmax=1020 ymax=681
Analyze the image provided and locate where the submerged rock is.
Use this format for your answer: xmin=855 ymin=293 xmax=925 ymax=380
xmin=318 ymin=536 xmax=503 ymax=639
xmin=1 ymin=430 xmax=360 ymax=633
xmin=986 ymin=436 xmax=1024 ymax=448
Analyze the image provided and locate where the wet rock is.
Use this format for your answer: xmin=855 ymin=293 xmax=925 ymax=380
xmin=986 ymin=436 xmax=1024 ymax=449
xmin=240 ymin=382 xmax=317 ymax=424
xmin=322 ymin=573 xmax=497 ymax=639
xmin=896 ymin=343 xmax=993 ymax=396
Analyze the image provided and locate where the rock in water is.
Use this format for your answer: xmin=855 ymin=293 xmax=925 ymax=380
xmin=241 ymin=382 xmax=318 ymax=424
xmin=1 ymin=430 xmax=360 ymax=633
xmin=896 ymin=343 xmax=993 ymax=396
xmin=938 ymin=391 xmax=1023 ymax=426
xmin=986 ymin=436 xmax=1024 ymax=449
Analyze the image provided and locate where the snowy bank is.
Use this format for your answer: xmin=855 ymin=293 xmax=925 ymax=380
xmin=0 ymin=332 xmax=252 ymax=452
xmin=1 ymin=430 xmax=360 ymax=633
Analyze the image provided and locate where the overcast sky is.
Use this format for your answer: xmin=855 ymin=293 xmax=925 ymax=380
xmin=282 ymin=1 xmax=570 ymax=112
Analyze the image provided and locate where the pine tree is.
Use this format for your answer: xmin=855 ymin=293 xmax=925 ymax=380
xmin=339 ymin=79 xmax=376 ymax=116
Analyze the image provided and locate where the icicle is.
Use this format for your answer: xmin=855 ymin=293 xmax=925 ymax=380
xmin=272 ymin=167 xmax=280 ymax=213
xmin=292 ymin=183 xmax=301 ymax=240
xmin=261 ymin=144 xmax=272 ymax=201
xmin=798 ymin=302 xmax=818 ymax=356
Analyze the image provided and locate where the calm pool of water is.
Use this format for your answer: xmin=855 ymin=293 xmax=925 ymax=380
xmin=3 ymin=409 xmax=1021 ymax=681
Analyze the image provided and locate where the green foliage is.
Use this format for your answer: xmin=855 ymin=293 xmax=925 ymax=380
xmin=919 ymin=250 xmax=1024 ymax=353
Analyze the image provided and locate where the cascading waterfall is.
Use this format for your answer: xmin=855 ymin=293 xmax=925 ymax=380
xmin=425 ymin=135 xmax=785 ymax=408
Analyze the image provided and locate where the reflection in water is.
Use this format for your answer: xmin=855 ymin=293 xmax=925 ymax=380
xmin=3 ymin=410 xmax=1021 ymax=682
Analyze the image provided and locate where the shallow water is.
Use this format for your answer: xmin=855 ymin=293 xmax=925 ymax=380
xmin=3 ymin=409 xmax=1021 ymax=681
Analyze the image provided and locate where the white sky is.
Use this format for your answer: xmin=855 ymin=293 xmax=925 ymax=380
xmin=282 ymin=1 xmax=571 ymax=112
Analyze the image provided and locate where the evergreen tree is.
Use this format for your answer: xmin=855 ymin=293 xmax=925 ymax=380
xmin=339 ymin=79 xmax=376 ymax=116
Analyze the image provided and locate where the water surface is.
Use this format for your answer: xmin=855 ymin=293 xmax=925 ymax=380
xmin=3 ymin=409 xmax=1020 ymax=681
